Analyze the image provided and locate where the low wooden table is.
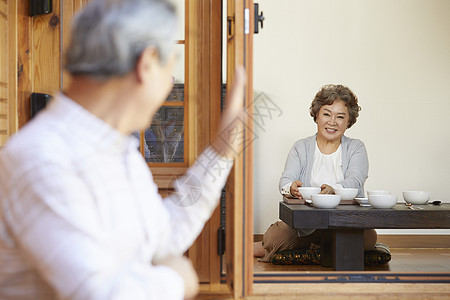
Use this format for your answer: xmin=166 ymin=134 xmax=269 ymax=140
xmin=279 ymin=202 xmax=450 ymax=271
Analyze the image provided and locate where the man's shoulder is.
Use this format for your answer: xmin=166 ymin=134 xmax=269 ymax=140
xmin=1 ymin=119 xmax=69 ymax=168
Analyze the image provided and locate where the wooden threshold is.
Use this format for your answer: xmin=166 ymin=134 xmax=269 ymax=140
xmin=253 ymin=272 xmax=450 ymax=284
xmin=196 ymin=283 xmax=231 ymax=300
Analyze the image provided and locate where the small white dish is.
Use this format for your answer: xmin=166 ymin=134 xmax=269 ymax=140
xmin=334 ymin=188 xmax=358 ymax=201
xmin=368 ymin=194 xmax=398 ymax=209
xmin=355 ymin=197 xmax=370 ymax=207
xmin=311 ymin=194 xmax=341 ymax=209
xmin=402 ymin=191 xmax=430 ymax=205
xmin=298 ymin=187 xmax=321 ymax=200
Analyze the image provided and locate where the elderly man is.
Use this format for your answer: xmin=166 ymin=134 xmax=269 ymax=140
xmin=0 ymin=0 xmax=245 ymax=299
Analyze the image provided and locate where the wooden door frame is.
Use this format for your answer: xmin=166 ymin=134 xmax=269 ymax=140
xmin=187 ymin=0 xmax=255 ymax=297
xmin=185 ymin=0 xmax=225 ymax=288
xmin=225 ymin=0 xmax=254 ymax=297
xmin=244 ymin=0 xmax=254 ymax=295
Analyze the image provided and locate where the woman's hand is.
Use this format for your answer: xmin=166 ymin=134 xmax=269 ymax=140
xmin=290 ymin=180 xmax=303 ymax=198
xmin=320 ymin=184 xmax=335 ymax=194
xmin=212 ymin=67 xmax=247 ymax=159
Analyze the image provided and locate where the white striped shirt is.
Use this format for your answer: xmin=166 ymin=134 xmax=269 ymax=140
xmin=0 ymin=94 xmax=232 ymax=299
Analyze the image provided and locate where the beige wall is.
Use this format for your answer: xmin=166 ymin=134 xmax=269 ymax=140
xmin=252 ymin=0 xmax=450 ymax=234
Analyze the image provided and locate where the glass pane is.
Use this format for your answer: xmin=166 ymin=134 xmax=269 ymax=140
xmin=144 ymin=106 xmax=184 ymax=163
xmin=173 ymin=44 xmax=185 ymax=84
xmin=173 ymin=0 xmax=185 ymax=41
xmin=165 ymin=83 xmax=184 ymax=102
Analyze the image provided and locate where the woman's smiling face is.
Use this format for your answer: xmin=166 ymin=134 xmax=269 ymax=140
xmin=316 ymin=99 xmax=350 ymax=143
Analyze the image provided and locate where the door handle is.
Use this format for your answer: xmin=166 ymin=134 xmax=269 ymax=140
xmin=254 ymin=3 xmax=265 ymax=34
xmin=227 ymin=16 xmax=234 ymax=39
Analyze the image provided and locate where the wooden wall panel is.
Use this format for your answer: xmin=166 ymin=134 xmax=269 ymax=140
xmin=62 ymin=0 xmax=90 ymax=90
xmin=62 ymin=1 xmax=75 ymax=90
xmin=0 ymin=0 xmax=17 ymax=150
xmin=16 ymin=0 xmax=86 ymax=128
xmin=16 ymin=1 xmax=33 ymax=128
xmin=8 ymin=0 xmax=17 ymax=138
xmin=0 ymin=1 xmax=9 ymax=149
xmin=31 ymin=0 xmax=61 ymax=97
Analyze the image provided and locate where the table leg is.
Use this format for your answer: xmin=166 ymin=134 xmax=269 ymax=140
xmin=320 ymin=230 xmax=333 ymax=267
xmin=333 ymin=229 xmax=364 ymax=271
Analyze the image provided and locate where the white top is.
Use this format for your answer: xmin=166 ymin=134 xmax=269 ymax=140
xmin=310 ymin=142 xmax=344 ymax=190
xmin=0 ymin=94 xmax=233 ymax=300
xmin=281 ymin=142 xmax=344 ymax=197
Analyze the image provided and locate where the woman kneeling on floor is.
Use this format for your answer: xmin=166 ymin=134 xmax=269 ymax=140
xmin=254 ymin=84 xmax=377 ymax=262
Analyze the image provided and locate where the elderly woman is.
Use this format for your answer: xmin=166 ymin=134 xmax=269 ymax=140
xmin=255 ymin=84 xmax=377 ymax=261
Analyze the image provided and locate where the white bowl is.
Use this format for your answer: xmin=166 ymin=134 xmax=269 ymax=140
xmin=402 ymin=191 xmax=430 ymax=205
xmin=311 ymin=194 xmax=341 ymax=209
xmin=367 ymin=190 xmax=390 ymax=196
xmin=334 ymin=188 xmax=358 ymax=201
xmin=368 ymin=194 xmax=398 ymax=209
xmin=298 ymin=187 xmax=321 ymax=200
xmin=355 ymin=197 xmax=370 ymax=206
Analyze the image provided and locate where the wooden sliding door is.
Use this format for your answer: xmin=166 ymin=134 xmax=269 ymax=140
xmin=225 ymin=0 xmax=254 ymax=297
xmin=0 ymin=0 xmax=18 ymax=151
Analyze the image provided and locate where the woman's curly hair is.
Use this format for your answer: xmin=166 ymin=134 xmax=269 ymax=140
xmin=309 ymin=84 xmax=361 ymax=129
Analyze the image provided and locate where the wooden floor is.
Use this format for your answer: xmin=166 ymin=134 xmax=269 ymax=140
xmin=250 ymin=283 xmax=450 ymax=299
xmin=254 ymin=248 xmax=450 ymax=273
xmin=196 ymin=248 xmax=450 ymax=299
xmin=196 ymin=283 xmax=450 ymax=299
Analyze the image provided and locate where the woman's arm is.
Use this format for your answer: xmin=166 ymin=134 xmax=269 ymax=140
xmin=279 ymin=143 xmax=304 ymax=194
xmin=338 ymin=140 xmax=369 ymax=197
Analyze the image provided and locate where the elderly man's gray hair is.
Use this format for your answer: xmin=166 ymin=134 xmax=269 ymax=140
xmin=65 ymin=0 xmax=177 ymax=80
